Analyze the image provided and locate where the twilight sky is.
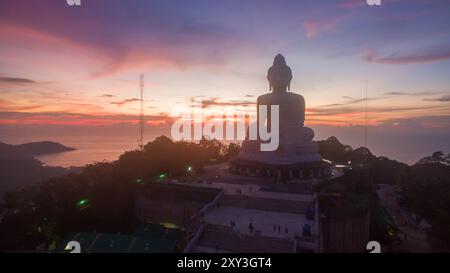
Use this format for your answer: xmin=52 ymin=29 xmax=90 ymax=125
xmin=1 ymin=0 xmax=450 ymax=163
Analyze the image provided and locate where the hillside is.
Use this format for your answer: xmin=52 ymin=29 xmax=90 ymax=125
xmin=0 ymin=141 xmax=78 ymax=196
xmin=415 ymin=151 xmax=450 ymax=166
xmin=318 ymin=136 xmax=409 ymax=185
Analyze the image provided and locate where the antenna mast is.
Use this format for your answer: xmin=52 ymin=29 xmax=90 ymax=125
xmin=138 ymin=74 xmax=144 ymax=151
xmin=365 ymin=79 xmax=368 ymax=148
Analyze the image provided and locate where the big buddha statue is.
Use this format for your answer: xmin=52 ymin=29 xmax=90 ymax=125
xmin=230 ymin=54 xmax=331 ymax=181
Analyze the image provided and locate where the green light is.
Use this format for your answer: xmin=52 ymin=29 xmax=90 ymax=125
xmin=76 ymin=199 xmax=89 ymax=208
xmin=136 ymin=178 xmax=143 ymax=184
xmin=159 ymin=173 xmax=168 ymax=179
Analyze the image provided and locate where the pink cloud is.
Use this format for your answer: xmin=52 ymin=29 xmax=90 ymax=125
xmin=303 ymin=21 xmax=318 ymax=39
xmin=0 ymin=17 xmax=236 ymax=79
xmin=302 ymin=13 xmax=351 ymax=40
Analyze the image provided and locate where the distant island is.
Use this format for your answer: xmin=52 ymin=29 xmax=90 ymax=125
xmin=0 ymin=141 xmax=76 ymax=159
xmin=0 ymin=141 xmax=78 ymax=196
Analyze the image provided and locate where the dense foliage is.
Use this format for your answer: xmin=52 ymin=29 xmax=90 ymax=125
xmin=400 ymin=163 xmax=450 ymax=250
xmin=318 ymin=136 xmax=408 ymax=185
xmin=0 ymin=136 xmax=239 ymax=251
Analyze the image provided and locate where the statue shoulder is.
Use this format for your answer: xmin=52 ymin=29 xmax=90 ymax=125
xmin=256 ymin=93 xmax=273 ymax=104
xmin=286 ymin=91 xmax=305 ymax=101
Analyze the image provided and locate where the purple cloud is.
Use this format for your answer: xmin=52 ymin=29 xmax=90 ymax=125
xmin=111 ymin=98 xmax=141 ymax=107
xmin=364 ymin=48 xmax=450 ymax=65
xmin=424 ymin=95 xmax=450 ymax=102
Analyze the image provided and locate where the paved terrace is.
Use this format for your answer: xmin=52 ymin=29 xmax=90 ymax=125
xmin=204 ymin=204 xmax=314 ymax=239
xmin=195 ymin=224 xmax=295 ymax=253
xmin=170 ymin=163 xmax=319 ymax=246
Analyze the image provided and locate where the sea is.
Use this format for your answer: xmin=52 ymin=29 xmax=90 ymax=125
xmin=0 ymin=125 xmax=159 ymax=167
xmin=0 ymin=124 xmax=449 ymax=167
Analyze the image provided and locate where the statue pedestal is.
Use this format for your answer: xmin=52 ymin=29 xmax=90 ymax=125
xmin=231 ymin=123 xmax=331 ymax=181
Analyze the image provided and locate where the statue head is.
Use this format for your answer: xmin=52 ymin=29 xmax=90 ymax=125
xmin=267 ymin=54 xmax=292 ymax=93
